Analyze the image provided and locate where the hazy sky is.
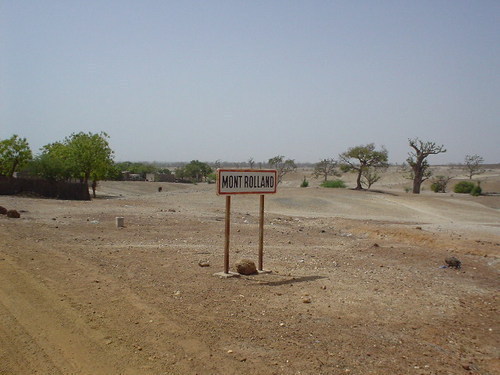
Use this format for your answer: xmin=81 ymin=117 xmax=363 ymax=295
xmin=1 ymin=1 xmax=499 ymax=164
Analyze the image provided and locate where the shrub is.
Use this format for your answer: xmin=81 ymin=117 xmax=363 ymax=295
xmin=0 ymin=206 xmax=7 ymax=215
xmin=430 ymin=175 xmax=451 ymax=193
xmin=300 ymin=177 xmax=309 ymax=188
xmin=430 ymin=182 xmax=441 ymax=193
xmin=207 ymin=173 xmax=216 ymax=184
xmin=470 ymin=184 xmax=482 ymax=196
xmin=454 ymin=181 xmax=475 ymax=194
xmin=321 ymin=179 xmax=346 ymax=188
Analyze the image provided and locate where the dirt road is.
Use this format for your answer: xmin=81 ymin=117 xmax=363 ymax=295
xmin=1 ymin=179 xmax=499 ymax=374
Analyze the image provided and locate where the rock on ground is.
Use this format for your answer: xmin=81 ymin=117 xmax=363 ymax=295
xmin=235 ymin=259 xmax=257 ymax=275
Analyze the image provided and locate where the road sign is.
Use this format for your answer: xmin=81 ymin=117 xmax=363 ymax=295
xmin=217 ymin=169 xmax=277 ymax=195
xmin=215 ymin=169 xmax=278 ymax=276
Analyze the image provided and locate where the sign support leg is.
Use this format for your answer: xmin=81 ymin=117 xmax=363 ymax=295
xmin=224 ymin=195 xmax=231 ymax=274
xmin=258 ymin=194 xmax=264 ymax=271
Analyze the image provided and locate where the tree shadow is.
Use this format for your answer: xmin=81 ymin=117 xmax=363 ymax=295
xmin=367 ymin=189 xmax=400 ymax=196
xmin=93 ymin=194 xmax=123 ymax=200
xmin=349 ymin=188 xmax=399 ymax=196
xmin=245 ymin=274 xmax=327 ymax=286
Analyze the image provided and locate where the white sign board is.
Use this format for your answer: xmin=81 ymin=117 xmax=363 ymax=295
xmin=217 ymin=169 xmax=277 ymax=195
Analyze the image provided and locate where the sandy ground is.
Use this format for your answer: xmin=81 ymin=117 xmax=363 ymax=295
xmin=1 ymin=168 xmax=499 ymax=375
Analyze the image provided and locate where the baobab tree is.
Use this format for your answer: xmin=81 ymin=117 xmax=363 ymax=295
xmin=406 ymin=138 xmax=446 ymax=194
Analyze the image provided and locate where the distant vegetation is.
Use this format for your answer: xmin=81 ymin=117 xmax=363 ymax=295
xmin=174 ymin=160 xmax=212 ymax=183
xmin=321 ymin=180 xmax=346 ymax=188
xmin=471 ymin=184 xmax=482 ymax=196
xmin=453 ymin=180 xmax=484 ymax=197
xmin=110 ymin=161 xmax=172 ymax=180
xmin=0 ymin=132 xmax=491 ymax=199
xmin=454 ymin=181 xmax=475 ymax=194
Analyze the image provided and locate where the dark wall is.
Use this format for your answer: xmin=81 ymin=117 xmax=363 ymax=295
xmin=0 ymin=177 xmax=90 ymax=200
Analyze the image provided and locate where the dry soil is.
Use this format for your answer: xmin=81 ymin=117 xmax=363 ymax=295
xmin=1 ymin=169 xmax=499 ymax=375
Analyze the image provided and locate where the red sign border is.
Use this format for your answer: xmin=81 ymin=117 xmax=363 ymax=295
xmin=216 ymin=169 xmax=278 ymax=195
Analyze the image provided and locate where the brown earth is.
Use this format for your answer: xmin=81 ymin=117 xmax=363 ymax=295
xmin=1 ymin=168 xmax=499 ymax=375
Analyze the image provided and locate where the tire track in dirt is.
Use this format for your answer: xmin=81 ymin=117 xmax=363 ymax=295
xmin=0 ymin=227 xmax=227 ymax=375
xmin=0 ymin=254 xmax=123 ymax=375
xmin=0 ymin=300 xmax=63 ymax=375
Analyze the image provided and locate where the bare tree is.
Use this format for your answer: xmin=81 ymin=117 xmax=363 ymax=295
xmin=248 ymin=157 xmax=255 ymax=169
xmin=313 ymin=158 xmax=339 ymax=182
xmin=268 ymin=155 xmax=297 ymax=183
xmin=464 ymin=154 xmax=485 ymax=179
xmin=406 ymin=138 xmax=446 ymax=194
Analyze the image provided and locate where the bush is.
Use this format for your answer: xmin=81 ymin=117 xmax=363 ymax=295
xmin=300 ymin=177 xmax=309 ymax=188
xmin=321 ymin=179 xmax=346 ymax=188
xmin=470 ymin=184 xmax=482 ymax=196
xmin=454 ymin=181 xmax=475 ymax=194
xmin=430 ymin=182 xmax=442 ymax=193
xmin=207 ymin=173 xmax=216 ymax=184
xmin=430 ymin=175 xmax=451 ymax=193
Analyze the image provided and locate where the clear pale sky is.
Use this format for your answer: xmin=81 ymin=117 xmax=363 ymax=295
xmin=1 ymin=1 xmax=499 ymax=164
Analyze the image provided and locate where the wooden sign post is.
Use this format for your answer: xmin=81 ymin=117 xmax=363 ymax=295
xmin=215 ymin=169 xmax=278 ymax=277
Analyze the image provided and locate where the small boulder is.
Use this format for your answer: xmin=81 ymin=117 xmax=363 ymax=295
xmin=6 ymin=210 xmax=20 ymax=218
xmin=0 ymin=206 xmax=7 ymax=215
xmin=235 ymin=259 xmax=257 ymax=275
xmin=198 ymin=260 xmax=210 ymax=267
xmin=445 ymin=256 xmax=462 ymax=269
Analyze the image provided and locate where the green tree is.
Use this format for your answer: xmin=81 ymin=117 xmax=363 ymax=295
xmin=313 ymin=158 xmax=339 ymax=182
xmin=115 ymin=161 xmax=158 ymax=178
xmin=157 ymin=168 xmax=172 ymax=175
xmin=339 ymin=144 xmax=388 ymax=190
xmin=0 ymin=135 xmax=33 ymax=177
xmin=361 ymin=166 xmax=386 ymax=189
xmin=268 ymin=155 xmax=297 ymax=183
xmin=105 ymin=163 xmax=124 ymax=181
xmin=64 ymin=132 xmax=114 ymax=185
xmin=28 ymin=142 xmax=73 ymax=181
xmin=176 ymin=160 xmax=213 ymax=182
xmin=464 ymin=154 xmax=485 ymax=180
xmin=406 ymin=138 xmax=446 ymax=194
